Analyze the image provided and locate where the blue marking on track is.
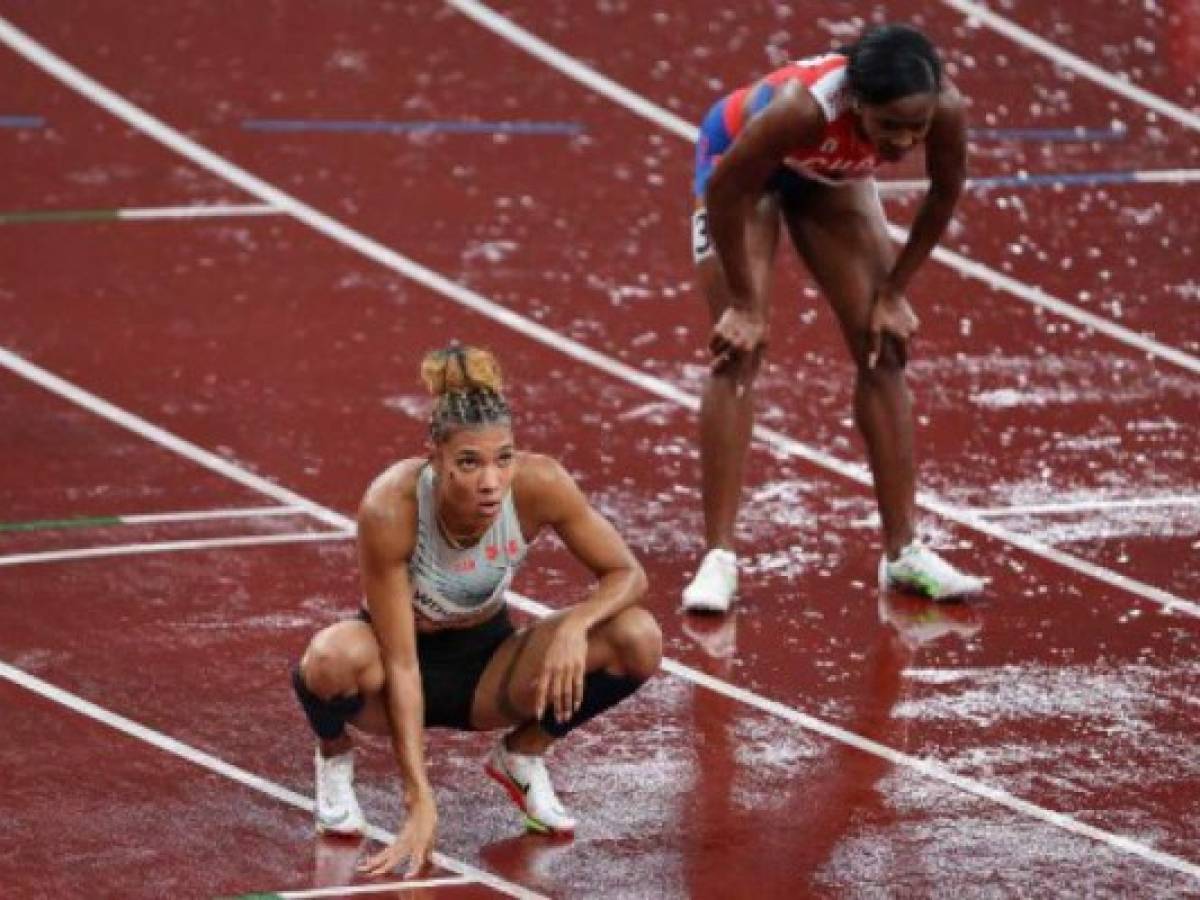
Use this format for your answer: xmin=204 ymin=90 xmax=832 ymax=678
xmin=242 ymin=118 xmax=585 ymax=135
xmin=970 ymin=170 xmax=1139 ymax=188
xmin=0 ymin=115 xmax=45 ymax=128
xmin=968 ymin=126 xmax=1127 ymax=142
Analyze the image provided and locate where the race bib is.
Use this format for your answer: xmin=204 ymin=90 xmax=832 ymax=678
xmin=691 ymin=208 xmax=713 ymax=261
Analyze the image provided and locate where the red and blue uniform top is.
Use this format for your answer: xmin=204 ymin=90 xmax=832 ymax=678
xmin=693 ymin=53 xmax=881 ymax=197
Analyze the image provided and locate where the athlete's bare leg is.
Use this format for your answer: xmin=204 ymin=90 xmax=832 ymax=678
xmin=694 ymin=193 xmax=782 ymax=550
xmin=782 ymin=179 xmax=916 ymax=558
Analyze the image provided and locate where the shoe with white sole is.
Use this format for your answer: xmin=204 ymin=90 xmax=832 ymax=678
xmin=879 ymin=541 xmax=988 ymax=601
xmin=314 ymin=749 xmax=366 ymax=836
xmin=485 ymin=742 xmax=577 ymax=836
xmin=681 ymin=548 xmax=738 ymax=613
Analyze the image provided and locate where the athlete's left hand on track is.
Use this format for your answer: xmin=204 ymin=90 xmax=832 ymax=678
xmin=359 ymin=794 xmax=438 ymax=879
xmin=534 ymin=617 xmax=589 ymax=723
xmin=867 ymin=286 xmax=920 ymax=369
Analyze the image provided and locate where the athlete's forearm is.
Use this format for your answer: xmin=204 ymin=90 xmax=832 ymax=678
xmin=886 ymin=181 xmax=961 ymax=293
xmin=705 ymin=178 xmax=758 ymax=309
xmin=384 ymin=663 xmax=434 ymax=805
xmin=565 ymin=565 xmax=648 ymax=633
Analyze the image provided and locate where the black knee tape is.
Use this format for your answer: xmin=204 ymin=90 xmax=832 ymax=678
xmin=539 ymin=670 xmax=646 ymax=739
xmin=291 ymin=665 xmax=364 ymax=741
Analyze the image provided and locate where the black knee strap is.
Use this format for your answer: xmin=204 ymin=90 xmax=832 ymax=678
xmin=538 ymin=670 xmax=646 ymax=738
xmin=291 ymin=665 xmax=364 ymax=741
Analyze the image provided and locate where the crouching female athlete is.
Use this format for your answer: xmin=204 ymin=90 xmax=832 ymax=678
xmin=292 ymin=345 xmax=662 ymax=876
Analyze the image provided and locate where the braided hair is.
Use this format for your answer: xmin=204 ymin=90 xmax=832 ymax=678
xmin=421 ymin=344 xmax=512 ymax=444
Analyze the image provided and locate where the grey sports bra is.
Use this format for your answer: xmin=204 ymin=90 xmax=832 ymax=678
xmin=407 ymin=465 xmax=528 ymax=624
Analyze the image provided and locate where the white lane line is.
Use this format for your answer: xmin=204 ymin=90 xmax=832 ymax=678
xmin=0 ymin=531 xmax=354 ymax=568
xmin=0 ymin=505 xmax=309 ymax=531
xmin=500 ymin=590 xmax=1200 ymax=881
xmin=0 ymin=661 xmax=542 ymax=900
xmin=445 ymin=0 xmax=698 ymax=142
xmin=120 ymin=203 xmax=281 ymax=220
xmin=889 ymin=223 xmax=1200 ymax=377
xmin=3 ymin=363 xmax=1198 ymax=876
xmin=0 ymin=348 xmax=349 ymax=533
xmin=942 ymin=0 xmax=1200 ymax=134
xmin=968 ymin=495 xmax=1200 ymax=518
xmin=877 ymin=169 xmax=1200 ymax=193
xmin=0 ymin=21 xmax=1195 ymax=612
xmin=0 ymin=505 xmax=305 ymax=532
xmin=892 ymin=226 xmax=1200 ymax=379
xmin=0 ymin=203 xmax=282 ymax=224
xmin=444 ymin=0 xmax=1200 ymax=379
xmin=120 ymin=505 xmax=308 ymax=525
xmin=273 ymin=877 xmax=473 ymax=898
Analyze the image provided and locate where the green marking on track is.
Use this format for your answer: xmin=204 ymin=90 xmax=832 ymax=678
xmin=0 ymin=515 xmax=122 ymax=532
xmin=0 ymin=208 xmax=120 ymax=224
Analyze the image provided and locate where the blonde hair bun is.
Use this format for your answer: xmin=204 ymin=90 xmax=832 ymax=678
xmin=420 ymin=345 xmax=504 ymax=397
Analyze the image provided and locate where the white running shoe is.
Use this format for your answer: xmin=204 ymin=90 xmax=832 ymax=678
xmin=485 ymin=742 xmax=577 ymax=836
xmin=879 ymin=541 xmax=988 ymax=602
xmin=681 ymin=548 xmax=738 ymax=613
xmin=314 ymin=749 xmax=366 ymax=836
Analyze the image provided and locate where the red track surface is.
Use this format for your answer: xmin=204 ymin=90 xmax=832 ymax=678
xmin=2 ymin=2 xmax=1198 ymax=897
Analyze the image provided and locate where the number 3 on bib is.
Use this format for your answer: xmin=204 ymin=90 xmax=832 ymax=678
xmin=691 ymin=208 xmax=713 ymax=262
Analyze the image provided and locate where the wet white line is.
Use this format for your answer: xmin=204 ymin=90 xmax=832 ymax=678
xmin=0 ymin=505 xmax=305 ymax=531
xmin=444 ymin=0 xmax=1200 ymax=379
xmin=119 ymin=203 xmax=281 ymax=220
xmin=0 ymin=20 xmax=1194 ymax=616
xmin=274 ymin=876 xmax=473 ymax=898
xmin=0 ymin=531 xmax=354 ymax=568
xmin=968 ymin=495 xmax=1200 ymax=518
xmin=0 ymin=348 xmax=350 ymax=532
xmin=942 ymin=0 xmax=1200 ymax=134
xmin=0 ymin=661 xmax=543 ymax=900
xmin=877 ymin=169 xmax=1200 ymax=193
xmin=119 ymin=504 xmax=308 ymax=525
xmin=896 ymin=226 xmax=1200 ymax=377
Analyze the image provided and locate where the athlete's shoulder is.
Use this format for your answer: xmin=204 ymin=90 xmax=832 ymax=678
xmin=935 ymin=78 xmax=966 ymax=117
xmin=787 ymin=52 xmax=851 ymax=121
xmin=512 ymin=452 xmax=586 ymax=524
xmin=513 ymin=452 xmax=573 ymax=496
xmin=359 ymin=457 xmax=424 ymax=532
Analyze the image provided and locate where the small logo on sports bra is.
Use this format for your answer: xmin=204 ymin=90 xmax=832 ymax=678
xmin=821 ymin=138 xmax=839 ymax=153
xmin=452 ymin=557 xmax=477 ymax=573
xmin=486 ymin=545 xmax=499 ymax=561
xmin=507 ymin=539 xmax=520 ymax=556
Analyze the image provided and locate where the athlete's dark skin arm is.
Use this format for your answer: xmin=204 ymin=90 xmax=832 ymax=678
xmin=868 ymin=86 xmax=967 ymax=366
xmin=704 ymin=81 xmax=826 ymax=357
xmin=884 ymin=86 xmax=966 ymax=295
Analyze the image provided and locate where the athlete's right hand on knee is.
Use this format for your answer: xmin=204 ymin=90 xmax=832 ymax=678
xmin=359 ymin=794 xmax=438 ymax=878
xmin=711 ymin=308 xmax=766 ymax=371
xmin=867 ymin=287 xmax=919 ymax=369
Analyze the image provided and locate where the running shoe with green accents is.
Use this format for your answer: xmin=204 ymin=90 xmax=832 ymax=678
xmin=879 ymin=541 xmax=988 ymax=601
xmin=485 ymin=741 xmax=577 ymax=836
